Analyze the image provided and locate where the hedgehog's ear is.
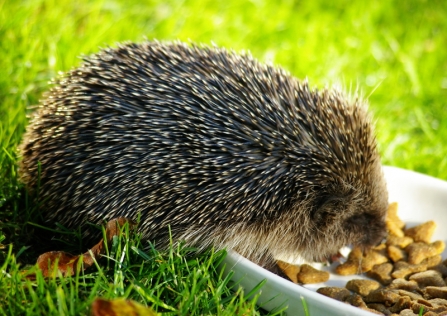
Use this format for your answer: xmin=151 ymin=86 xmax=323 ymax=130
xmin=312 ymin=187 xmax=356 ymax=221
xmin=313 ymin=195 xmax=344 ymax=216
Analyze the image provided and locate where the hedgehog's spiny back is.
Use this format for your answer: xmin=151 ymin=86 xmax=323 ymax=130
xmin=19 ymin=41 xmax=386 ymax=262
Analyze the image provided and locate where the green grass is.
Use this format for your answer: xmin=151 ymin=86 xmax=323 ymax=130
xmin=1 ymin=0 xmax=447 ymax=314
xmin=0 ymin=224 xmax=269 ymax=315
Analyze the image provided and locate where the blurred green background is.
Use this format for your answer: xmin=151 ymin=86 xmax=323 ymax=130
xmin=2 ymin=0 xmax=447 ymax=198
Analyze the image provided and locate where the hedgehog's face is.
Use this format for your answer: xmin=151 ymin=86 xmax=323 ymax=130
xmin=297 ymin=201 xmax=387 ymax=263
xmin=301 ymin=166 xmax=389 ymax=262
xmin=348 ymin=162 xmax=389 ymax=250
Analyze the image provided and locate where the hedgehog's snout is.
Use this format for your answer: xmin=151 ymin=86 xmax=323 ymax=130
xmin=362 ymin=218 xmax=387 ymax=248
xmin=345 ymin=210 xmax=387 ymax=249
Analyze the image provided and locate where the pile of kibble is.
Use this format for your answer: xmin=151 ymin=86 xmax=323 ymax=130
xmin=278 ymin=203 xmax=447 ymax=316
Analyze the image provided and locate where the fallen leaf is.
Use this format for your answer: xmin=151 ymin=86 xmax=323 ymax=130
xmin=91 ymin=298 xmax=158 ymax=316
xmin=29 ymin=218 xmax=136 ymax=278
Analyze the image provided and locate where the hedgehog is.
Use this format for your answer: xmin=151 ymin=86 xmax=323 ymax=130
xmin=19 ymin=41 xmax=388 ymax=271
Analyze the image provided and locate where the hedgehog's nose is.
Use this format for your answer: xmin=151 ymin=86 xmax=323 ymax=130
xmin=374 ymin=235 xmax=386 ymax=247
xmin=365 ymin=222 xmax=387 ymax=248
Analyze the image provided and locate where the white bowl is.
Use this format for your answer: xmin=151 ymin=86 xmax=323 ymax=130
xmin=222 ymin=166 xmax=447 ymax=315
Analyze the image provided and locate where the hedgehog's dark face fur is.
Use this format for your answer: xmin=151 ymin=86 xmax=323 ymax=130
xmin=19 ymin=41 xmax=388 ymax=270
